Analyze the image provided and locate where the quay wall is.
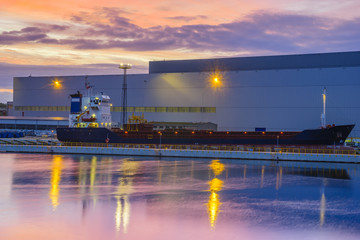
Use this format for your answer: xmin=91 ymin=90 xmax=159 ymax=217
xmin=1 ymin=145 xmax=359 ymax=163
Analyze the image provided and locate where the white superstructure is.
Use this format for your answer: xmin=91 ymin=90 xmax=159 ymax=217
xmin=68 ymin=80 xmax=112 ymax=128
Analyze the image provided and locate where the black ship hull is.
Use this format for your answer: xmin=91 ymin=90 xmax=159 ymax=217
xmin=56 ymin=124 xmax=355 ymax=146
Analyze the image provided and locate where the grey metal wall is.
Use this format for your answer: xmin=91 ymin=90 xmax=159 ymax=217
xmin=13 ymin=55 xmax=360 ymax=137
xmin=147 ymin=67 xmax=359 ymax=135
xmin=149 ymin=51 xmax=360 ymax=73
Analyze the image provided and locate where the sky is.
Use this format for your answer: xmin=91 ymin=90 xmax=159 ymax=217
xmin=1 ymin=0 xmax=360 ymax=102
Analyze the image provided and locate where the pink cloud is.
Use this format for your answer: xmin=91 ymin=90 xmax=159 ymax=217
xmin=3 ymin=9 xmax=360 ymax=54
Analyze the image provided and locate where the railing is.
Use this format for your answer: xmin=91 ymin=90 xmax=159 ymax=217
xmin=0 ymin=139 xmax=58 ymax=146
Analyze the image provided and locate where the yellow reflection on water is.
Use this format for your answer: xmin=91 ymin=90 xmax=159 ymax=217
xmin=115 ymin=197 xmax=122 ymax=232
xmin=49 ymin=155 xmax=63 ymax=210
xmin=207 ymin=160 xmax=225 ymax=229
xmin=90 ymin=157 xmax=97 ymax=191
xmin=210 ymin=160 xmax=224 ymax=177
xmin=115 ymin=196 xmax=130 ymax=233
xmin=114 ymin=159 xmax=139 ymax=234
xmin=89 ymin=156 xmax=98 ymax=205
xmin=207 ymin=179 xmax=223 ymax=228
xmin=209 ymin=178 xmax=223 ymax=192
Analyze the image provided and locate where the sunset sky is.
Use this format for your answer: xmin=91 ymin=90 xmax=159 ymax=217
xmin=1 ymin=0 xmax=360 ymax=102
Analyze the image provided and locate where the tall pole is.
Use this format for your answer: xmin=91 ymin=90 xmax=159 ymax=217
xmin=122 ymin=67 xmax=127 ymax=128
xmin=119 ymin=64 xmax=132 ymax=129
xmin=158 ymin=131 xmax=162 ymax=149
xmin=321 ymin=87 xmax=326 ymax=128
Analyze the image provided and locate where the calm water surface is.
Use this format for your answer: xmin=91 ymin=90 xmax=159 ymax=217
xmin=0 ymin=153 xmax=360 ymax=240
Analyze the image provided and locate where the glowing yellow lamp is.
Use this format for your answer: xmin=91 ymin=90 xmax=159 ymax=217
xmin=53 ymin=79 xmax=62 ymax=89
xmin=210 ymin=74 xmax=223 ymax=88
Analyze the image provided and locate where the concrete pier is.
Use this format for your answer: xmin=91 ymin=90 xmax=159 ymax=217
xmin=0 ymin=144 xmax=359 ymax=163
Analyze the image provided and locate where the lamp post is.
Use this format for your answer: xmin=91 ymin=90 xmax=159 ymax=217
xmin=119 ymin=63 xmax=132 ymax=129
xmin=321 ymin=87 xmax=326 ymax=128
xmin=158 ymin=131 xmax=162 ymax=149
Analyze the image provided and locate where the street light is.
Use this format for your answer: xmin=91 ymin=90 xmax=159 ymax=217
xmin=119 ymin=63 xmax=132 ymax=129
xmin=53 ymin=79 xmax=62 ymax=89
xmin=212 ymin=76 xmax=222 ymax=88
xmin=158 ymin=131 xmax=162 ymax=149
xmin=209 ymin=71 xmax=223 ymax=89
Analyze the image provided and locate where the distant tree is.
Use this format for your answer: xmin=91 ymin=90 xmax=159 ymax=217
xmin=0 ymin=103 xmax=6 ymax=109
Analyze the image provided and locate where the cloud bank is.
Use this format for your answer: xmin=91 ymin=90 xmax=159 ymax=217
xmin=1 ymin=9 xmax=360 ymax=54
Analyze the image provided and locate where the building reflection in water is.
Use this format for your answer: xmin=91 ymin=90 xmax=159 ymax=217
xmin=320 ymin=188 xmax=326 ymax=227
xmin=76 ymin=156 xmax=140 ymax=233
xmin=49 ymin=155 xmax=63 ymax=210
xmin=115 ymin=194 xmax=130 ymax=233
xmin=89 ymin=156 xmax=98 ymax=205
xmin=260 ymin=165 xmax=265 ymax=188
xmin=78 ymin=156 xmax=113 ymax=219
xmin=114 ymin=158 xmax=139 ymax=234
xmin=48 ymin=155 xmax=349 ymax=234
xmin=78 ymin=156 xmax=88 ymax=209
xmin=276 ymin=166 xmax=283 ymax=190
xmin=243 ymin=165 xmax=247 ymax=180
xmin=157 ymin=160 xmax=163 ymax=184
xmin=207 ymin=160 xmax=225 ymax=229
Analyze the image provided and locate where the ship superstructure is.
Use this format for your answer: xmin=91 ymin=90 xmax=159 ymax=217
xmin=68 ymin=78 xmax=112 ymax=129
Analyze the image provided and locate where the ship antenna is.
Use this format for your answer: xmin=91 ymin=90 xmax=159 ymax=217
xmin=321 ymin=87 xmax=326 ymax=128
xmin=84 ymin=75 xmax=93 ymax=97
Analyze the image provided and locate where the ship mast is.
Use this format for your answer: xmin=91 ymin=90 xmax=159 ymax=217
xmin=321 ymin=87 xmax=326 ymax=128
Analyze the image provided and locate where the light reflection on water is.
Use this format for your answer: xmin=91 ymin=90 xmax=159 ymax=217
xmin=49 ymin=155 xmax=62 ymax=210
xmin=207 ymin=160 xmax=224 ymax=228
xmin=0 ymin=153 xmax=360 ymax=240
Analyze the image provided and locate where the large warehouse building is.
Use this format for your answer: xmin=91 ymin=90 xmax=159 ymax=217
xmin=12 ymin=51 xmax=360 ymax=137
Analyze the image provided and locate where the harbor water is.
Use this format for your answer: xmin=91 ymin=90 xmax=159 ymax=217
xmin=1 ymin=153 xmax=360 ymax=240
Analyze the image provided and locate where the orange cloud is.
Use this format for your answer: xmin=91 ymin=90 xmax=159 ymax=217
xmin=0 ymin=89 xmax=13 ymax=93
xmin=1 ymin=0 xmax=258 ymax=27
xmin=2 ymin=0 xmax=360 ymax=30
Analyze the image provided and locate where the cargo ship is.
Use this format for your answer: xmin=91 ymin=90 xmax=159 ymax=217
xmin=56 ymin=81 xmax=354 ymax=145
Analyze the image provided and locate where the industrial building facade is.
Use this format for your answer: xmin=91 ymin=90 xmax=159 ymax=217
xmin=13 ymin=51 xmax=360 ymax=137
